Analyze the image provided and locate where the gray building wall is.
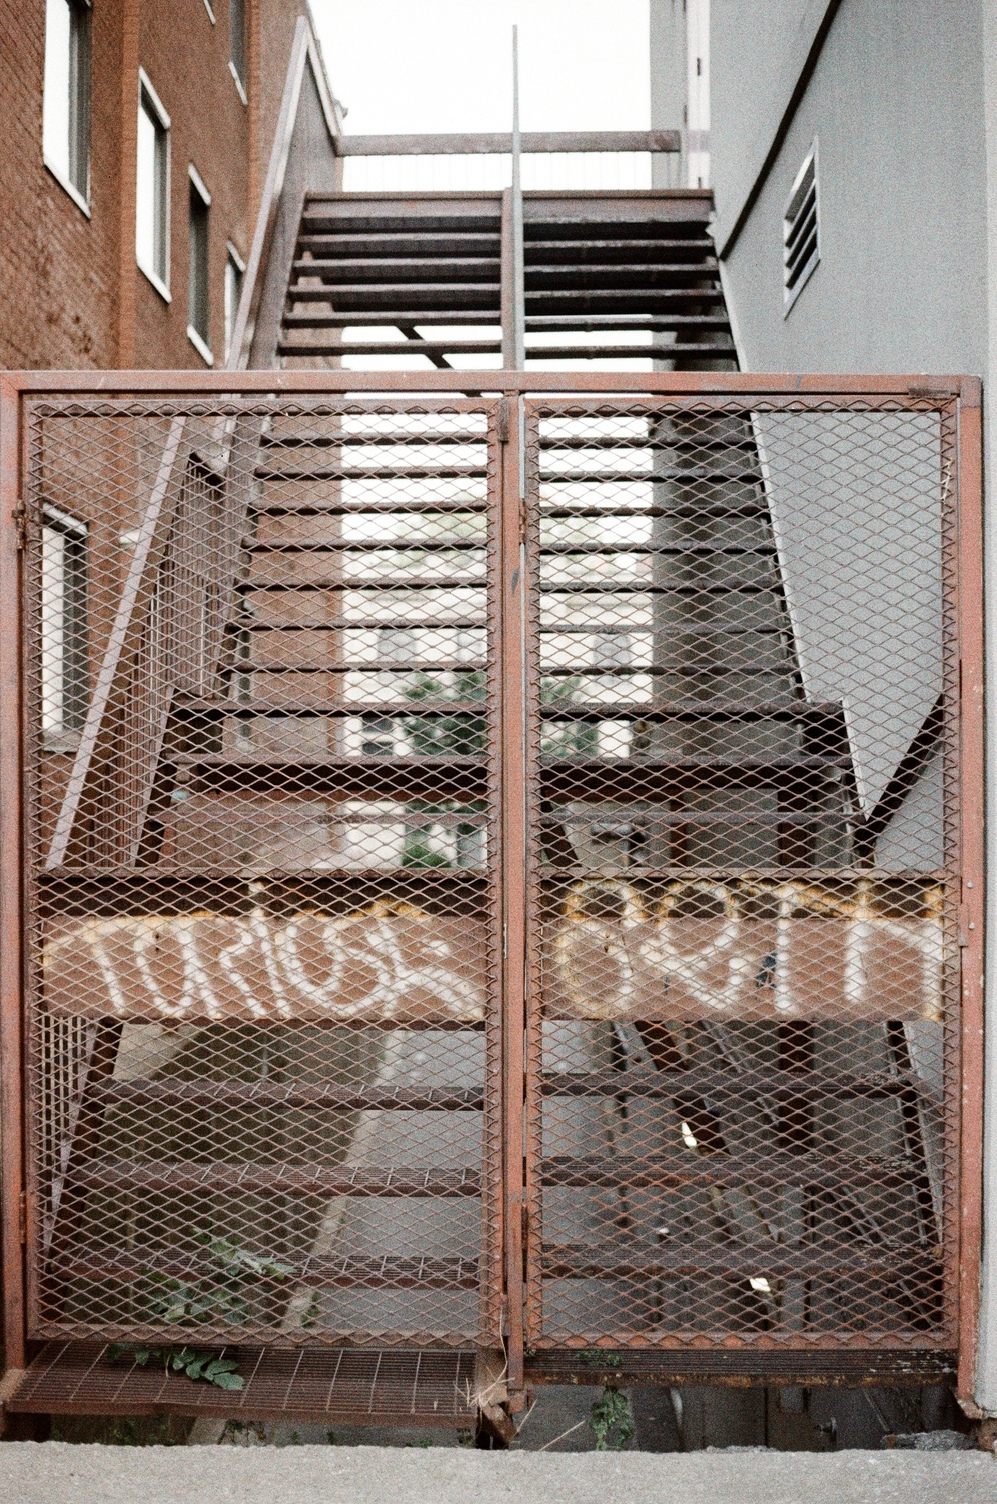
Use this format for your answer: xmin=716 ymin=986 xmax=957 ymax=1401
xmin=710 ymin=0 xmax=814 ymax=246
xmin=713 ymin=0 xmax=987 ymax=377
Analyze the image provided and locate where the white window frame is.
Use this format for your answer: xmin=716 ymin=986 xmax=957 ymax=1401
xmin=187 ymin=164 xmax=213 ymax=364
xmin=41 ymin=505 xmax=88 ymax=751
xmin=783 ymin=139 xmax=821 ymax=315
xmin=43 ymin=0 xmax=92 ymax=216
xmin=136 ymin=69 xmax=171 ymax=302
xmin=224 ymin=241 xmax=246 ymax=364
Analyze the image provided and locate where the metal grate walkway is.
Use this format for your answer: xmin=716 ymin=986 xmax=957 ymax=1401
xmin=6 ymin=1342 xmax=477 ymax=1425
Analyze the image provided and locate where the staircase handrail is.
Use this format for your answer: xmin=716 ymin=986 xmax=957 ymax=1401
xmin=45 ymin=414 xmax=257 ymax=868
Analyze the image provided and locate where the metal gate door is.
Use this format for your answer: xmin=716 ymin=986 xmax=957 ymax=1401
xmin=6 ymin=375 xmax=981 ymax=1401
xmin=519 ymin=394 xmax=970 ymax=1368
xmin=21 ymin=395 xmax=505 ymax=1360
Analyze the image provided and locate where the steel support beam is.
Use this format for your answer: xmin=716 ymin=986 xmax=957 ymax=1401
xmin=335 ymin=131 xmax=682 ymax=157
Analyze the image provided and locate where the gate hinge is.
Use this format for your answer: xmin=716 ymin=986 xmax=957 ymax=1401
xmin=18 ymin=1192 xmax=26 ymax=1244
xmin=908 ymin=383 xmax=957 ymax=401
xmin=959 ymin=905 xmax=976 ymax=947
xmin=497 ymin=397 xmax=510 ymax=446
xmin=12 ymin=500 xmax=27 ymax=551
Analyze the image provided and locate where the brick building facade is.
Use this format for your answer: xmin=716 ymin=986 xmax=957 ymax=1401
xmin=0 ymin=0 xmax=313 ymax=370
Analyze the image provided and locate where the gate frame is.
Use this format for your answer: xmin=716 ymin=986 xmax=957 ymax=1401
xmin=0 ymin=370 xmax=983 ymax=1405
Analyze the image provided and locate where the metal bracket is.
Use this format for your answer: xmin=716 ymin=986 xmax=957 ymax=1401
xmin=12 ymin=502 xmax=27 ymax=552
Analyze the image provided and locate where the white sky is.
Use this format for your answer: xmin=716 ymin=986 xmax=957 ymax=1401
xmin=309 ymin=1 xmax=650 ymax=135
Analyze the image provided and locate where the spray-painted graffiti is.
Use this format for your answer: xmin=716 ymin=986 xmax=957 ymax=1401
xmin=547 ymin=879 xmax=944 ymax=1022
xmin=42 ymin=902 xmax=488 ymax=1025
xmin=41 ymin=880 xmax=944 ymax=1025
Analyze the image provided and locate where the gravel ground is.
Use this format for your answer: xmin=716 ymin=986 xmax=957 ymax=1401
xmin=0 ymin=1443 xmax=995 ymax=1504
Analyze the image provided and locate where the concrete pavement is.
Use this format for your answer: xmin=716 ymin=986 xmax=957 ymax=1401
xmin=0 ymin=1443 xmax=995 ymax=1504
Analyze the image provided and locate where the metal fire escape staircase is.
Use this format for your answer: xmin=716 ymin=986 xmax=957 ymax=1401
xmin=11 ymin=27 xmax=950 ymax=1430
xmin=276 ymin=176 xmax=731 ymax=370
xmin=240 ymin=139 xmax=943 ymax=1380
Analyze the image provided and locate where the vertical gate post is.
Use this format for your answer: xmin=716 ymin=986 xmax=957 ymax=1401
xmin=0 ymin=376 xmax=26 ymax=1370
xmin=957 ymin=377 xmax=985 ymax=1404
xmin=499 ymin=391 xmax=527 ymax=1397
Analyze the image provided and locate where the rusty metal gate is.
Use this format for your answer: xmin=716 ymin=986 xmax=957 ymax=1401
xmin=0 ymin=374 xmax=983 ymax=1407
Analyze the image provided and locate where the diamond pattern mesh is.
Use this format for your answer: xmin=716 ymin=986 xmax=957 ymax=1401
xmin=21 ymin=388 xmax=963 ymax=1366
xmin=521 ymin=398 xmax=960 ymax=1352
xmin=25 ymin=397 xmax=503 ymax=1349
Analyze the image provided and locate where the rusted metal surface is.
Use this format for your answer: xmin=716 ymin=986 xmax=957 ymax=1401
xmin=6 ymin=1341 xmax=477 ymax=1424
xmin=0 ymin=372 xmax=968 ymax=394
xmin=955 ymin=383 xmax=985 ymax=1403
xmin=0 ymin=372 xmax=982 ymax=1406
xmin=526 ymin=1348 xmax=957 ymax=1387
xmin=499 ymin=396 xmax=527 ymax=1389
xmin=0 ymin=375 xmax=26 ymax=1370
xmin=520 ymin=390 xmax=968 ymax=1360
xmin=20 ymin=395 xmax=505 ymax=1358
xmin=44 ymin=417 xmax=188 ymax=869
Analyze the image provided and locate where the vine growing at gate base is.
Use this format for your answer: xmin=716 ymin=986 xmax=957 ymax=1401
xmin=106 ymin=1343 xmax=244 ymax=1391
xmin=588 ymin=1385 xmax=634 ymax=1450
xmin=147 ymin=1234 xmax=293 ymax=1326
xmin=105 ymin=1233 xmax=295 ymax=1390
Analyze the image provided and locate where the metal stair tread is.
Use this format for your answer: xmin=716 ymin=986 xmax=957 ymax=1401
xmin=71 ymin=1160 xmax=483 ymax=1195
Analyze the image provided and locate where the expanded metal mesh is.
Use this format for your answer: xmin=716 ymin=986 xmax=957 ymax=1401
xmin=522 ymin=397 xmax=960 ymax=1353
xmin=24 ymin=396 xmax=503 ymax=1349
xmin=21 ymin=385 xmax=967 ymax=1369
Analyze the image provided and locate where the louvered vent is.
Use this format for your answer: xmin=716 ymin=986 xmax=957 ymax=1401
xmin=783 ymin=143 xmax=820 ymax=311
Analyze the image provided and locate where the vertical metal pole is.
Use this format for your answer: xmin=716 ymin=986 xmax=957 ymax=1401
xmin=956 ymin=379 xmax=985 ymax=1404
xmin=499 ymin=26 xmax=529 ymax=1383
xmin=510 ymin=28 xmax=525 ymax=372
xmin=500 ymin=391 xmax=527 ymax=1399
xmin=502 ymin=30 xmax=527 ymax=1395
xmin=0 ymin=377 xmax=26 ymax=1369
xmin=500 ymin=190 xmax=515 ymax=370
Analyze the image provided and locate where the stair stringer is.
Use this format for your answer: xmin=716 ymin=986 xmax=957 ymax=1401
xmin=230 ymin=13 xmax=344 ymax=373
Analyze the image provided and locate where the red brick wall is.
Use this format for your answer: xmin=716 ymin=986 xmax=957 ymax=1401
xmin=0 ymin=0 xmax=124 ymax=368
xmin=0 ymin=0 xmax=307 ymax=371
xmin=132 ymin=0 xmax=251 ymax=368
xmin=252 ymin=0 xmax=313 ymax=229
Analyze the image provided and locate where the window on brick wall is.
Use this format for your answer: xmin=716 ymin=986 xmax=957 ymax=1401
xmin=41 ymin=506 xmax=88 ymax=750
xmin=43 ymin=0 xmax=91 ymax=212
xmin=224 ymin=244 xmax=245 ymax=364
xmin=188 ymin=167 xmax=212 ymax=364
xmin=136 ymin=73 xmax=171 ymax=297
xmin=230 ymin=0 xmax=247 ymax=100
